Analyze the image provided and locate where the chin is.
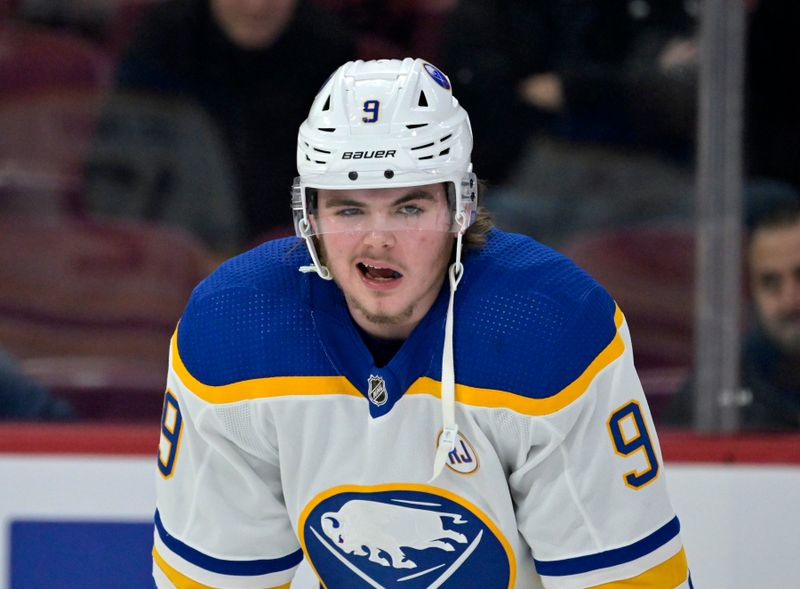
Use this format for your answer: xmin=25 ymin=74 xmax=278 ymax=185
xmin=229 ymin=27 xmax=279 ymax=49
xmin=351 ymin=296 xmax=414 ymax=328
xmin=366 ymin=306 xmax=411 ymax=325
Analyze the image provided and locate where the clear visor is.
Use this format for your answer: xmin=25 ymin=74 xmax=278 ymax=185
xmin=293 ymin=181 xmax=460 ymax=237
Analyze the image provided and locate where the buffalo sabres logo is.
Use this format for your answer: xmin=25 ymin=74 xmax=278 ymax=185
xmin=423 ymin=62 xmax=451 ymax=91
xmin=367 ymin=374 xmax=388 ymax=406
xmin=321 ymin=501 xmax=467 ymax=569
xmin=301 ymin=486 xmax=512 ymax=588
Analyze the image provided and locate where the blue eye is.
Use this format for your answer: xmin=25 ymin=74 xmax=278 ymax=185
xmin=398 ymin=205 xmax=423 ymax=216
xmin=335 ymin=208 xmax=363 ymax=217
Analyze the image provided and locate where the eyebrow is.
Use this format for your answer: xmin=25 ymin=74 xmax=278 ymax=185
xmin=322 ymin=189 xmax=437 ymax=209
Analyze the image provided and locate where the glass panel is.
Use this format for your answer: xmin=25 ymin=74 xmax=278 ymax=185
xmin=738 ymin=0 xmax=800 ymax=432
xmin=440 ymin=0 xmax=700 ymax=428
xmin=3 ymin=1 xmax=797 ymax=432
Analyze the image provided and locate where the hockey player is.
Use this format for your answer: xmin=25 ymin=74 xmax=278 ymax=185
xmin=153 ymin=58 xmax=691 ymax=588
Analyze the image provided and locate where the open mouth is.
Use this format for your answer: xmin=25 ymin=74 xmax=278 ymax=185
xmin=357 ymin=262 xmax=403 ymax=282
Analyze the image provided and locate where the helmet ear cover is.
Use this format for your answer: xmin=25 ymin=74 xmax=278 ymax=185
xmin=305 ymin=187 xmax=317 ymax=215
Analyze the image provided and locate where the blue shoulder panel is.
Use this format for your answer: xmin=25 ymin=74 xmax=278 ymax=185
xmin=452 ymin=230 xmax=618 ymax=400
xmin=177 ymin=238 xmax=334 ymax=386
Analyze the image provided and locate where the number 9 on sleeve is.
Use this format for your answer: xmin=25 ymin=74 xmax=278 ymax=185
xmin=158 ymin=390 xmax=183 ymax=478
xmin=606 ymin=401 xmax=660 ymax=489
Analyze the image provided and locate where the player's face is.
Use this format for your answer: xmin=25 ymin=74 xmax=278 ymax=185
xmin=315 ymin=183 xmax=454 ymax=339
xmin=210 ymin=0 xmax=297 ymax=49
xmin=749 ymin=220 xmax=800 ymax=355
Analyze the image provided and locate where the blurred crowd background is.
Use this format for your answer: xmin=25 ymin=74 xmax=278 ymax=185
xmin=0 ymin=0 xmax=798 ymax=431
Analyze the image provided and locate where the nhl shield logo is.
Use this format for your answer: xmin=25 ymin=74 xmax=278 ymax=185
xmin=367 ymin=374 xmax=388 ymax=406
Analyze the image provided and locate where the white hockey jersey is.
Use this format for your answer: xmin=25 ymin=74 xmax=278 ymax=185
xmin=153 ymin=229 xmax=691 ymax=588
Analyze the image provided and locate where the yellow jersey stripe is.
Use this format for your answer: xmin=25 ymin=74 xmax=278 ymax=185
xmin=408 ymin=304 xmax=625 ymax=415
xmin=586 ymin=548 xmax=689 ymax=589
xmin=171 ymin=331 xmax=362 ymax=404
xmin=153 ymin=547 xmax=290 ymax=589
xmin=173 ymin=305 xmax=625 ymax=415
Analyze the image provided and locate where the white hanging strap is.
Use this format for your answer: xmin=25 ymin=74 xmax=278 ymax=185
xmin=429 ymin=232 xmax=466 ymax=482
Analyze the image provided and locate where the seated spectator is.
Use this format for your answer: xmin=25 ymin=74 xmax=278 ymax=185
xmin=85 ymin=0 xmax=355 ymax=254
xmin=1 ymin=349 xmax=75 ymax=421
xmin=439 ymin=0 xmax=698 ymax=245
xmin=663 ymin=183 xmax=800 ymax=429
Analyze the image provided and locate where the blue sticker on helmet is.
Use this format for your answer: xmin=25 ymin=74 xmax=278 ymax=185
xmin=424 ymin=63 xmax=451 ymax=90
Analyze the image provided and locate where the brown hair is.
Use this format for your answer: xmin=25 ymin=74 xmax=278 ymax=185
xmin=462 ymin=207 xmax=494 ymax=250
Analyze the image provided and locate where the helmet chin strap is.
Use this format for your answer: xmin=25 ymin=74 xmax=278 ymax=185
xmin=429 ymin=215 xmax=468 ymax=483
xmin=297 ymin=217 xmax=332 ymax=280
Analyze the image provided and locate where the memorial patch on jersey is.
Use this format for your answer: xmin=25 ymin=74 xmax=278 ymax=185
xmin=300 ymin=485 xmax=514 ymax=588
xmin=440 ymin=431 xmax=479 ymax=475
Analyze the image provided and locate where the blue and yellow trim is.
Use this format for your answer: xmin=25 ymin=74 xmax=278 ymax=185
xmin=408 ymin=305 xmax=626 ymax=415
xmin=154 ymin=510 xmax=303 ymax=577
xmin=174 ymin=305 xmax=625 ymax=417
xmin=586 ymin=548 xmax=689 ymax=588
xmin=534 ymin=516 xmax=681 ymax=577
xmin=172 ymin=331 xmax=362 ymax=404
xmin=152 ymin=547 xmax=292 ymax=589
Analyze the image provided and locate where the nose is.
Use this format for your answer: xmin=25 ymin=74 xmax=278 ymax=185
xmin=361 ymin=229 xmax=396 ymax=249
xmin=783 ymin=274 xmax=800 ymax=311
xmin=243 ymin=0 xmax=275 ymax=10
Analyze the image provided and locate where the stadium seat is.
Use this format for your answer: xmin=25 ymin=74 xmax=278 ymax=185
xmin=0 ymin=214 xmax=216 ymax=420
xmin=0 ymin=88 xmax=106 ymax=215
xmin=83 ymin=92 xmax=243 ymax=252
xmin=0 ymin=23 xmax=112 ymax=215
xmin=0 ymin=23 xmax=112 ymax=94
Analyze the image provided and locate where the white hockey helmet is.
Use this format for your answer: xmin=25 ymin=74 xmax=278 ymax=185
xmin=292 ymin=58 xmax=477 ymax=277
